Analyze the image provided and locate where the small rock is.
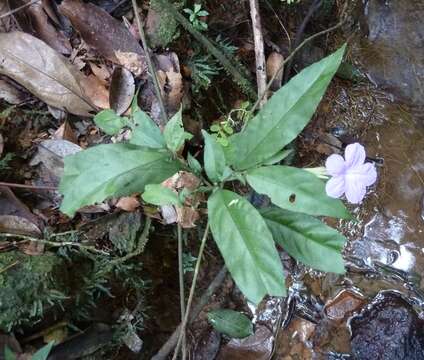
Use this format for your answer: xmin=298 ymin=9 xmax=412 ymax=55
xmin=217 ymin=326 xmax=273 ymax=360
xmin=350 ymin=292 xmax=424 ymax=360
xmin=325 ymin=290 xmax=366 ymax=321
xmin=193 ymin=329 xmax=221 ymax=360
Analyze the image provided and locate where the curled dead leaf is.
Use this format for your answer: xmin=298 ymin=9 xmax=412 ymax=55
xmin=162 ymin=171 xmax=201 ymax=191
xmin=155 ymin=53 xmax=184 ymax=115
xmin=0 ymin=77 xmax=30 ymax=104
xmin=79 ymin=74 xmax=110 ymax=109
xmin=59 ymin=0 xmax=147 ymax=76
xmin=109 ymin=67 xmax=135 ymax=115
xmin=266 ymin=52 xmax=284 ymax=91
xmin=0 ymin=215 xmax=42 ymax=236
xmin=54 ymin=121 xmax=78 ymax=144
xmin=0 ymin=32 xmax=95 ymax=116
xmin=116 ymin=196 xmax=140 ymax=212
xmin=176 ymin=206 xmax=199 ymax=228
xmin=10 ymin=0 xmax=72 ymax=54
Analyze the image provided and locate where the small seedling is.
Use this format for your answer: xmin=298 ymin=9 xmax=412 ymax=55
xmin=183 ymin=4 xmax=209 ymax=31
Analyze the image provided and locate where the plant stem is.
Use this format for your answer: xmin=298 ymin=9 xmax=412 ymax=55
xmin=131 ymin=0 xmax=168 ymax=126
xmin=251 ymin=16 xmax=346 ymax=113
xmin=152 ymin=266 xmax=227 ymax=360
xmin=0 ymin=181 xmax=57 ymax=191
xmin=177 ymin=224 xmax=186 ymax=360
xmin=0 ymin=233 xmax=109 ymax=255
xmin=171 ymin=221 xmax=210 ymax=360
xmin=249 ymin=0 xmax=267 ymax=107
xmin=0 ymin=0 xmax=40 ymax=19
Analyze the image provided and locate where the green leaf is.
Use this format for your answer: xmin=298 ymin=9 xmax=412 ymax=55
xmin=59 ymin=143 xmax=181 ymax=216
xmin=210 ymin=124 xmax=220 ymax=132
xmin=262 ymin=149 xmax=293 ymax=165
xmin=31 ymin=341 xmax=54 ymax=360
xmin=208 ymin=309 xmax=253 ymax=338
xmin=163 ymin=108 xmax=192 ymax=153
xmin=202 ymin=130 xmax=226 ymax=183
xmin=261 ymin=207 xmax=346 ymax=273
xmin=225 ymin=45 xmax=346 ymax=170
xmin=246 ymin=165 xmax=350 ymax=219
xmin=4 ymin=347 xmax=17 ymax=360
xmin=142 ymin=184 xmax=180 ymax=206
xmin=94 ymin=109 xmax=127 ymax=135
xmin=208 ymin=189 xmax=286 ymax=304
xmin=130 ymin=109 xmax=165 ymax=149
xmin=187 ymin=153 xmax=202 ymax=175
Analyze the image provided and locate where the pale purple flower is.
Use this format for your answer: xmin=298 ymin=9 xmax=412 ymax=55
xmin=325 ymin=143 xmax=377 ymax=204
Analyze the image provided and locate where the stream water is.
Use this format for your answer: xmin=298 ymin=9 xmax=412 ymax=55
xmin=217 ymin=1 xmax=424 ymax=359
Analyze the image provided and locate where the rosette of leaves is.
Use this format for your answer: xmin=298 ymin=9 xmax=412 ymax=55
xmin=60 ymin=45 xmax=349 ymax=304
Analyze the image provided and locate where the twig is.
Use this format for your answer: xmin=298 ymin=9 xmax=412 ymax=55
xmin=0 ymin=0 xmax=40 ymax=19
xmin=152 ymin=266 xmax=227 ymax=360
xmin=110 ymin=217 xmax=152 ymax=265
xmin=283 ymin=0 xmax=323 ymax=84
xmin=131 ymin=0 xmax=168 ymax=126
xmin=177 ymin=224 xmax=186 ymax=360
xmin=0 ymin=260 xmax=19 ymax=274
xmin=0 ymin=181 xmax=57 ymax=191
xmin=251 ymin=17 xmax=346 ymax=113
xmin=249 ymin=0 xmax=267 ymax=107
xmin=0 ymin=232 xmax=109 ymax=255
xmin=171 ymin=222 xmax=210 ymax=360
xmin=263 ymin=0 xmax=291 ymax=50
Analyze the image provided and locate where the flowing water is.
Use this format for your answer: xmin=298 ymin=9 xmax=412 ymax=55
xmin=218 ymin=1 xmax=424 ymax=358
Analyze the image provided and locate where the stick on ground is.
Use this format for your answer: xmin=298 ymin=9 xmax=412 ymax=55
xmin=249 ymin=0 xmax=267 ymax=108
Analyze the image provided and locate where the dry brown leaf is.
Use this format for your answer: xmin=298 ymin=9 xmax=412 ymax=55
xmin=175 ymin=206 xmax=199 ymax=228
xmin=116 ymin=196 xmax=140 ymax=212
xmin=54 ymin=120 xmax=78 ymax=143
xmin=0 ymin=186 xmax=43 ymax=231
xmin=0 ymin=1 xmax=13 ymax=32
xmin=162 ymin=171 xmax=201 ymax=191
xmin=155 ymin=53 xmax=184 ymax=115
xmin=79 ymin=74 xmax=110 ymax=109
xmin=266 ymin=52 xmax=284 ymax=91
xmin=19 ymin=240 xmax=45 ymax=255
xmin=89 ymin=62 xmax=111 ymax=85
xmin=0 ymin=77 xmax=30 ymax=104
xmin=59 ymin=0 xmax=147 ymax=76
xmin=109 ymin=67 xmax=135 ymax=115
xmin=115 ymin=51 xmax=146 ymax=77
xmin=0 ymin=32 xmax=95 ymax=116
xmin=10 ymin=0 xmax=71 ymax=54
xmin=0 ymin=215 xmax=42 ymax=236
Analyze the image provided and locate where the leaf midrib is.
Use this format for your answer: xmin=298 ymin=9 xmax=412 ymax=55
xmin=237 ymin=66 xmax=328 ymax=168
xmin=220 ymin=192 xmax=276 ymax=289
xmin=266 ymin=216 xmax=342 ymax=252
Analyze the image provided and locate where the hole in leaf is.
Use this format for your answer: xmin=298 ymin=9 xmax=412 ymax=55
xmin=289 ymin=194 xmax=296 ymax=203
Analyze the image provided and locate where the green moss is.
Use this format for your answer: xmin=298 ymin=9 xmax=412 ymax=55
xmin=0 ymin=251 xmax=66 ymax=331
xmin=148 ymin=0 xmax=184 ymax=48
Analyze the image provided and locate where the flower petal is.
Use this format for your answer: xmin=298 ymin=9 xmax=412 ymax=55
xmin=348 ymin=162 xmax=377 ymax=187
xmin=325 ymin=154 xmax=346 ymax=176
xmin=344 ymin=143 xmax=366 ymax=168
xmin=344 ymin=175 xmax=367 ymax=204
xmin=325 ymin=176 xmax=346 ymax=199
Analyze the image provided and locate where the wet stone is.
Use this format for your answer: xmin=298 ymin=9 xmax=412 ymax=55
xmin=350 ymin=292 xmax=424 ymax=360
xmin=357 ymin=0 xmax=424 ymax=107
xmin=217 ymin=326 xmax=273 ymax=360
xmin=324 ymin=290 xmax=366 ymax=322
